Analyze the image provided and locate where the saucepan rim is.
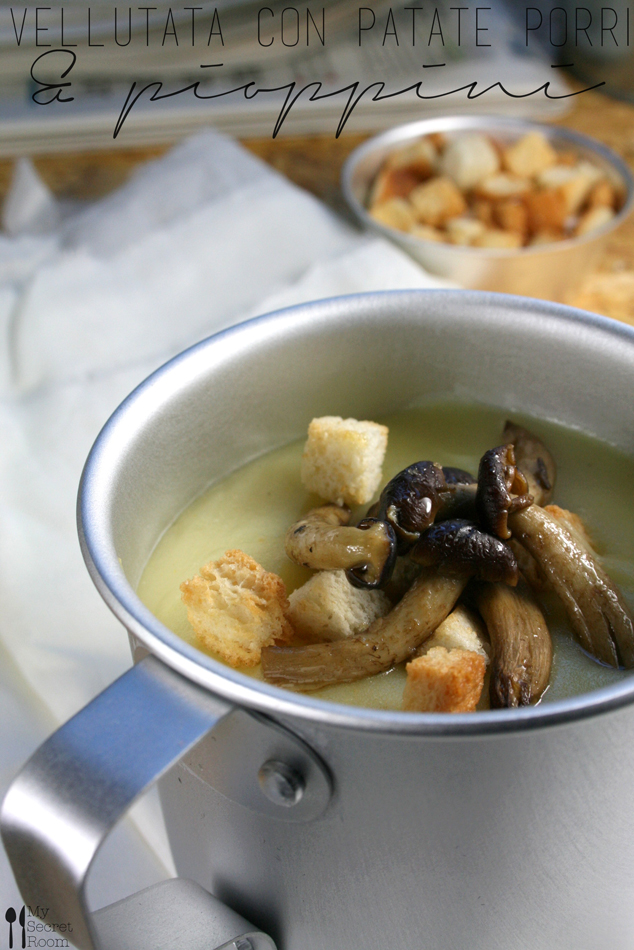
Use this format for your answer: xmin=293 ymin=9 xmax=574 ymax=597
xmin=78 ymin=289 xmax=634 ymax=736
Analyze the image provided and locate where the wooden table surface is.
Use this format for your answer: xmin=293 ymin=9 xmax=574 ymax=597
xmin=2 ymin=89 xmax=634 ymax=322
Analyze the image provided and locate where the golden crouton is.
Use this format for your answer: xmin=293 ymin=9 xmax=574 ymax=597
xmin=492 ymin=198 xmax=529 ymax=238
xmin=445 ymin=216 xmax=486 ymax=246
xmin=524 ymin=188 xmax=568 ymax=234
xmin=403 ymin=647 xmax=486 ymax=713
xmin=370 ymin=168 xmax=422 ymax=206
xmin=300 ymin=416 xmax=388 ymax=507
xmin=439 ymin=133 xmax=500 ymax=191
xmin=472 ymin=198 xmax=495 ymax=226
xmin=574 ymin=204 xmax=615 ymax=237
xmin=571 ymin=270 xmax=634 ymax=323
xmin=418 ymin=605 xmax=490 ymax=661
xmin=409 ymin=223 xmax=444 ymax=242
xmin=427 ymin=131 xmax=447 ymax=150
xmin=409 ymin=176 xmax=466 ymax=227
xmin=287 ymin=570 xmax=391 ymax=642
xmin=475 ymin=173 xmax=530 ymax=200
xmin=385 ymin=138 xmax=437 ymax=177
xmin=586 ymin=178 xmax=617 ymax=210
xmin=537 ymin=161 xmax=601 ymax=215
xmin=556 ymin=149 xmax=579 ymax=167
xmin=529 ymin=229 xmax=565 ymax=246
xmin=369 ymin=197 xmax=415 ymax=232
xmin=181 ymin=550 xmax=293 ymax=667
xmin=473 ymin=228 xmax=523 ymax=250
xmin=503 ymin=131 xmax=557 ymax=178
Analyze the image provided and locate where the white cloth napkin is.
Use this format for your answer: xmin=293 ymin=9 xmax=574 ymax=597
xmin=0 ymin=129 xmax=450 ymax=920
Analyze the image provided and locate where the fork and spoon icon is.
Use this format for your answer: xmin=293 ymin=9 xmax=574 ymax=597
xmin=4 ymin=907 xmax=25 ymax=949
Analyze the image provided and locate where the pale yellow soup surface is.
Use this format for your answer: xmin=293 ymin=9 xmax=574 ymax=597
xmin=137 ymin=402 xmax=634 ymax=709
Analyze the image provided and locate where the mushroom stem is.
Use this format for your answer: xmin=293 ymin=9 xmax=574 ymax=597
xmin=476 ymin=579 xmax=552 ymax=707
xmin=502 ymin=421 xmax=556 ymax=507
xmin=509 ymin=505 xmax=634 ymax=668
xmin=285 ymin=505 xmax=395 ymax=587
xmin=261 ymin=569 xmax=468 ymax=689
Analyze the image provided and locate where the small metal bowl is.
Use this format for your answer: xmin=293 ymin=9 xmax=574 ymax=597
xmin=342 ymin=115 xmax=634 ymax=302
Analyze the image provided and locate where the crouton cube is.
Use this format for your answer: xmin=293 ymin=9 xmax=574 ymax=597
xmin=419 ymin=605 xmax=490 ymax=661
xmin=472 ymin=198 xmax=495 ymax=227
xmin=385 ymin=137 xmax=437 ymax=177
xmin=586 ymin=178 xmax=617 ymax=210
xmin=403 ymin=647 xmax=486 ymax=713
xmin=473 ymin=228 xmax=523 ymax=250
xmin=537 ymin=161 xmax=601 ymax=215
xmin=574 ymin=204 xmax=615 ymax=237
xmin=503 ymin=132 xmax=557 ymax=178
xmin=409 ymin=176 xmax=466 ymax=227
xmin=445 ymin=216 xmax=486 ymax=246
xmin=529 ymin=229 xmax=565 ymax=246
xmin=301 ymin=416 xmax=388 ymax=507
xmin=524 ymin=188 xmax=568 ymax=233
xmin=181 ymin=550 xmax=292 ymax=667
xmin=475 ymin=173 xmax=530 ymax=200
xmin=572 ymin=270 xmax=634 ymax=322
xmin=369 ymin=197 xmax=415 ymax=232
xmin=556 ymin=149 xmax=579 ymax=167
xmin=439 ymin=133 xmax=500 ymax=191
xmin=370 ymin=168 xmax=421 ymax=206
xmin=427 ymin=131 xmax=447 ymax=150
xmin=492 ymin=198 xmax=529 ymax=237
xmin=287 ymin=570 xmax=391 ymax=642
xmin=409 ymin=223 xmax=444 ymax=242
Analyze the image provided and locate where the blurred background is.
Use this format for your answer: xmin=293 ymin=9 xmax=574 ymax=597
xmin=2 ymin=0 xmax=633 ymax=319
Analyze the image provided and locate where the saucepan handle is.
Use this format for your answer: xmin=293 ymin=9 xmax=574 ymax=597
xmin=0 ymin=655 xmax=270 ymax=950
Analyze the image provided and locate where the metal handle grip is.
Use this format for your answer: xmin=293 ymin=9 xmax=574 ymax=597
xmin=1 ymin=655 xmax=231 ymax=950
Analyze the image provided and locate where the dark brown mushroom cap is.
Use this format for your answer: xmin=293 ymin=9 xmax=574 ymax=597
xmin=410 ymin=518 xmax=519 ymax=586
xmin=437 ymin=482 xmax=478 ymax=523
xmin=502 ymin=420 xmax=556 ymax=507
xmin=346 ymin=518 xmax=398 ymax=591
xmin=377 ymin=461 xmax=448 ymax=552
xmin=475 ymin=444 xmax=533 ymax=540
xmin=442 ymin=466 xmax=476 ymax=486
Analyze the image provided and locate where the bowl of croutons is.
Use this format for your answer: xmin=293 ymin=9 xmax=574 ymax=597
xmin=343 ymin=115 xmax=633 ymax=301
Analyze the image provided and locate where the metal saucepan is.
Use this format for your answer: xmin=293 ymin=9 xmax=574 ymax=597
xmin=3 ymin=290 xmax=634 ymax=950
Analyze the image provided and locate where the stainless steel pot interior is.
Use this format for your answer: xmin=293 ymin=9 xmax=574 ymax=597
xmin=342 ymin=114 xmax=634 ymax=257
xmin=78 ymin=289 xmax=634 ymax=734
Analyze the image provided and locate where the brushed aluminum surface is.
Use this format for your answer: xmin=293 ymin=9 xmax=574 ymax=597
xmin=161 ymin=701 xmax=634 ymax=950
xmin=91 ymin=879 xmax=276 ymax=950
xmin=342 ymin=116 xmax=634 ymax=301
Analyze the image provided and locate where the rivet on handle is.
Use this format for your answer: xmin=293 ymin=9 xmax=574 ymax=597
xmin=258 ymin=760 xmax=305 ymax=807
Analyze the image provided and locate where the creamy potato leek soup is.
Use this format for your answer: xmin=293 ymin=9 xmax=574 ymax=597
xmin=137 ymin=403 xmax=634 ymax=712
